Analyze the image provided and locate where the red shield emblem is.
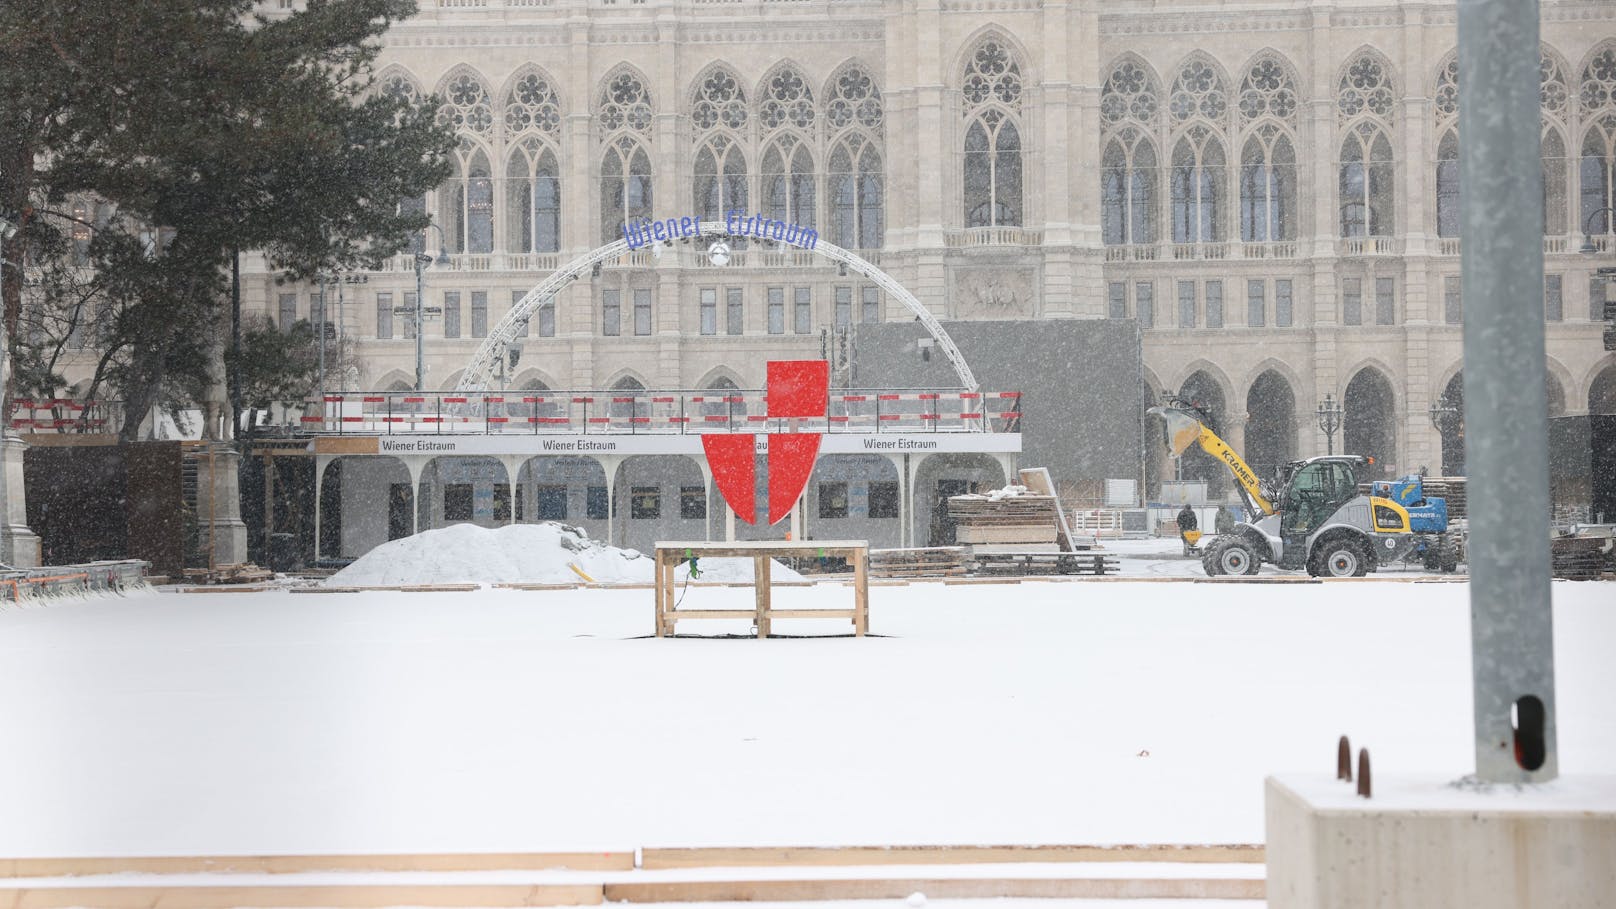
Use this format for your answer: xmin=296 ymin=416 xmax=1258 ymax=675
xmin=702 ymin=360 xmax=828 ymax=525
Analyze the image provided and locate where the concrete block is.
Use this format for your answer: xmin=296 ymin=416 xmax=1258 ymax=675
xmin=1266 ymin=774 xmax=1616 ymax=909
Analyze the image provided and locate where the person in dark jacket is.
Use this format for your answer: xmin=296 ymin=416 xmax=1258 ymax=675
xmin=1215 ymin=504 xmax=1235 ymax=535
xmin=1176 ymin=504 xmax=1199 ymax=555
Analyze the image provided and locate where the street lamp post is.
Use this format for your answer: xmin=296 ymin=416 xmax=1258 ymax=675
xmin=406 ymin=224 xmax=450 ymax=392
xmin=1429 ymin=392 xmax=1461 ymax=474
xmin=1577 ymin=206 xmax=1616 ymax=255
xmin=1315 ymin=392 xmax=1343 ymax=455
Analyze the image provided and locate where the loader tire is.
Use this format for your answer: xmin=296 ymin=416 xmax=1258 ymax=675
xmin=1203 ymin=536 xmax=1260 ymax=577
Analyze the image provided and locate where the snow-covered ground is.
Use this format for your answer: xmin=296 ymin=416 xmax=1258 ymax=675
xmin=0 ymin=577 xmax=1610 ymax=859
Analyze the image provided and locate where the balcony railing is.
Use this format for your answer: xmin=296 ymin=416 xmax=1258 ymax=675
xmin=947 ymin=227 xmax=1045 ymax=248
xmin=1339 ymin=236 xmax=1400 ymax=257
xmin=306 ymin=388 xmax=1023 ymax=436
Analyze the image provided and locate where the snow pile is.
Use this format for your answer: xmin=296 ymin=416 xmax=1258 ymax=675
xmin=325 ymin=522 xmax=802 ymax=586
xmin=950 ymin=484 xmax=1037 ymax=502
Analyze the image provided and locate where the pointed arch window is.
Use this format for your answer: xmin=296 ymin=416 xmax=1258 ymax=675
xmin=1238 ymin=57 xmax=1298 ymax=126
xmin=506 ymin=138 xmax=559 ymax=253
xmin=441 ymin=144 xmax=494 ymax=254
xmin=694 ymin=135 xmax=748 ymax=225
xmin=1340 ymin=124 xmax=1395 ymax=237
xmin=602 ymin=137 xmax=652 ymax=244
xmin=760 ymin=67 xmax=814 ymax=133
xmin=439 ymin=71 xmax=494 ymax=137
xmin=1436 ymin=129 xmax=1461 ymax=238
xmin=826 ymin=65 xmax=885 ymax=249
xmin=1170 ymin=128 xmax=1224 ymax=243
xmin=763 ymin=136 xmax=815 ymax=229
xmin=1543 ymin=128 xmax=1567 ymax=236
xmin=830 ymin=134 xmax=883 ymax=250
xmin=964 ymin=111 xmax=1023 ymax=228
xmin=1102 ymin=131 xmax=1156 ymax=246
xmin=961 ymin=39 xmax=1024 ymax=228
xmin=1240 ymin=127 xmax=1295 ymax=242
xmin=1580 ymin=45 xmax=1616 ymax=236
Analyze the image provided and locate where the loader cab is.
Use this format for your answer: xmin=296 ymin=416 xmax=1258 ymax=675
xmin=1278 ymin=457 xmax=1363 ymax=539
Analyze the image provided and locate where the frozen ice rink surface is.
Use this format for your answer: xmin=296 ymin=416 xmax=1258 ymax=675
xmin=0 ymin=577 xmax=1611 ymax=858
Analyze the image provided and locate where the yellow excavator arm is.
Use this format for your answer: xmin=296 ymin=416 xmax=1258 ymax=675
xmin=1147 ymin=406 xmax=1276 ymax=516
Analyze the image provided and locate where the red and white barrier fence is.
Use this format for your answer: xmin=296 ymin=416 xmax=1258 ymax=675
xmin=304 ymin=389 xmax=1023 ymax=435
xmin=7 ymin=399 xmax=123 ymax=434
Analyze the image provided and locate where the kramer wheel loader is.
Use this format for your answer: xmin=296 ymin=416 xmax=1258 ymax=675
xmin=1146 ymin=404 xmax=1445 ymax=577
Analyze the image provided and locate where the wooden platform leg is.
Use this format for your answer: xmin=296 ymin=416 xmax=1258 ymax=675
xmin=654 ymin=550 xmax=666 ymax=637
xmin=754 ymin=554 xmax=771 ymax=639
xmin=853 ymin=547 xmax=868 ymax=636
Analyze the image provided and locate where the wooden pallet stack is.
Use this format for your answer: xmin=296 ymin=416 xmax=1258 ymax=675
xmin=1551 ymin=535 xmax=1614 ymax=580
xmin=869 ymin=547 xmax=968 ymax=578
xmin=1421 ymin=477 xmax=1467 ymax=521
xmin=948 ymin=491 xmax=1060 ymax=550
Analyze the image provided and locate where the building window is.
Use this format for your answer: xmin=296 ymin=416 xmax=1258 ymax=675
xmin=961 ymin=39 xmax=1024 ymax=228
xmin=630 ymin=486 xmax=660 ymax=519
xmin=868 ymin=481 xmax=899 ymax=519
xmin=1545 ymin=274 xmax=1563 ymax=322
xmin=861 ymin=286 xmax=880 ymax=323
xmin=1135 ymin=282 xmax=1154 ymax=328
xmin=1340 ymin=125 xmax=1395 ymax=237
xmin=506 ymin=138 xmax=561 ymax=254
xmin=1246 ymin=279 xmax=1266 ymax=327
xmin=818 ymin=481 xmax=849 ymax=519
xmin=835 ymin=286 xmax=852 ymax=328
xmin=1177 ymin=281 xmax=1196 ymax=329
xmin=1374 ymin=276 xmax=1396 ymax=325
xmin=442 ymin=147 xmax=495 ymax=254
xmin=402 ymin=292 xmax=418 ymax=339
xmin=443 ymin=291 xmax=461 ymax=339
xmin=443 ymin=484 xmax=474 ymax=522
xmin=762 ymin=136 xmax=815 ymax=230
xmin=537 ymin=300 xmax=555 ymax=337
xmin=1436 ymin=129 xmax=1460 ymax=238
xmin=507 ymin=291 xmax=530 ymax=337
xmin=1171 ymin=132 xmax=1225 ymax=244
xmin=536 ymin=485 xmax=567 ymax=520
xmin=602 ymin=289 xmax=621 ymax=337
xmin=680 ymin=486 xmax=707 ymax=520
xmin=1593 ymin=275 xmax=1609 ymax=322
xmin=829 ymin=135 xmax=884 ymax=249
xmin=1205 ymin=280 xmax=1224 ymax=328
xmin=700 ymin=288 xmax=717 ymax=336
xmin=471 ymin=291 xmax=488 ymax=338
xmin=794 ymin=287 xmax=812 ymax=334
xmin=767 ymin=287 xmax=785 ymax=334
xmin=1275 ymin=279 xmax=1293 ymax=328
xmin=1444 ymin=276 xmax=1463 ymax=324
xmin=1108 ymin=282 xmax=1127 ymax=319
xmin=1240 ymin=131 xmax=1297 ymax=241
xmin=279 ymin=293 xmax=297 ymax=330
xmin=586 ymin=485 xmax=609 ymax=520
xmin=726 ymin=288 xmax=744 ymax=335
xmin=601 ymin=139 xmax=653 ymax=244
xmin=1543 ymin=129 xmax=1567 ymax=236
xmin=1100 ymin=58 xmax=1161 ymax=246
xmin=695 ymin=135 xmax=749 ymax=227
xmin=1343 ymin=278 xmax=1363 ymax=326
xmin=633 ymin=288 xmax=652 ymax=336
xmin=376 ymin=292 xmax=393 ymax=339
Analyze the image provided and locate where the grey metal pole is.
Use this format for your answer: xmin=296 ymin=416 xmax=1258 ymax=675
xmin=1458 ymin=0 xmax=1557 ymax=782
xmin=317 ymin=276 xmax=327 ymax=399
xmin=414 ymin=258 xmax=426 ymax=392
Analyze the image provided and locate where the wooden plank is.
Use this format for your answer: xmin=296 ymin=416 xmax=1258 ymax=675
xmin=755 ymin=555 xmax=771 ymax=638
xmin=0 ymin=883 xmax=604 ymax=908
xmin=637 ymin=844 xmax=1264 ymax=869
xmin=853 ymin=546 xmax=868 ymax=636
xmin=603 ymin=877 xmax=1262 ymax=903
xmin=764 ymin=610 xmax=857 ymax=619
xmin=0 ymin=853 xmax=634 ymax=878
xmin=662 ymin=610 xmax=758 ymax=620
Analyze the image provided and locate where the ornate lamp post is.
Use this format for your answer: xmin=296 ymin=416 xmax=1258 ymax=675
xmin=1429 ymin=391 xmax=1462 ymax=475
xmin=1577 ymin=206 xmax=1616 ymax=255
xmin=1315 ymin=392 xmax=1343 ymax=455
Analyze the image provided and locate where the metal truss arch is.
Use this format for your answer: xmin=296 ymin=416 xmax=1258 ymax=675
xmin=456 ymin=224 xmax=977 ymax=394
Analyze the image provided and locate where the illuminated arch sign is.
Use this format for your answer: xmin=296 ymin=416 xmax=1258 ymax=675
xmin=622 ymin=210 xmax=818 ymax=250
xmin=702 ymin=360 xmax=828 ymax=526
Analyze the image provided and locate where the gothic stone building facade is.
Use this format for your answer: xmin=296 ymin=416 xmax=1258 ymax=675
xmin=227 ymin=0 xmax=1616 ymax=545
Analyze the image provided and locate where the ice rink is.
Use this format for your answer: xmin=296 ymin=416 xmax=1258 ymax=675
xmin=1 ymin=572 xmax=1612 ymax=859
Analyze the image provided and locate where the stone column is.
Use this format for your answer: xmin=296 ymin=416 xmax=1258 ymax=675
xmin=196 ymin=442 xmax=249 ymax=567
xmin=0 ymin=434 xmax=41 ymax=567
